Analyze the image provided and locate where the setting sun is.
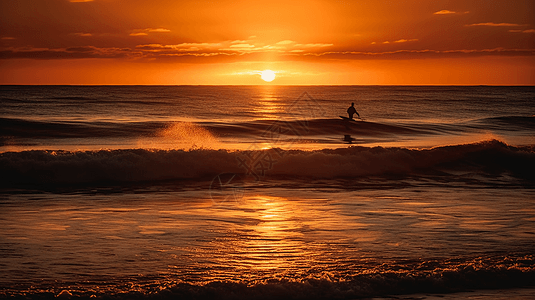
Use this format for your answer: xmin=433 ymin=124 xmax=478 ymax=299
xmin=260 ymin=70 xmax=276 ymax=82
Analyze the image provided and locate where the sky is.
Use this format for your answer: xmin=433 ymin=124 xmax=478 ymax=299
xmin=0 ymin=0 xmax=534 ymax=85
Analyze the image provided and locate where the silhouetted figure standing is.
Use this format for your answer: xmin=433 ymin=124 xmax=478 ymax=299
xmin=347 ymin=102 xmax=360 ymax=119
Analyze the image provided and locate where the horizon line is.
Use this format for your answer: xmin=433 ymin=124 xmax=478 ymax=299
xmin=2 ymin=84 xmax=534 ymax=87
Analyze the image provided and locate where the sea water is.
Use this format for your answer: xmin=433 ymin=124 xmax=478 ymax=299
xmin=1 ymin=86 xmax=534 ymax=299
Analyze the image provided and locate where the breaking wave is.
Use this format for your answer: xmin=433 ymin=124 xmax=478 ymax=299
xmin=1 ymin=140 xmax=533 ymax=186
xmin=1 ymin=255 xmax=534 ymax=299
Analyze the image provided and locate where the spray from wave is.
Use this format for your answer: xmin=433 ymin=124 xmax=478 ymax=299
xmin=140 ymin=121 xmax=222 ymax=150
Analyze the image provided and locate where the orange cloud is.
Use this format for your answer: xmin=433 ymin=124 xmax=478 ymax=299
xmin=2 ymin=42 xmax=533 ymax=63
xmin=434 ymin=10 xmax=469 ymax=15
xmin=393 ymin=39 xmax=418 ymax=43
xmin=229 ymin=44 xmax=256 ymax=48
xmin=0 ymin=46 xmax=135 ymax=60
xmin=130 ymin=28 xmax=171 ymax=36
xmin=509 ymin=29 xmax=535 ymax=33
xmin=147 ymin=28 xmax=171 ymax=33
xmin=466 ymin=22 xmax=523 ymax=27
xmin=434 ymin=10 xmax=456 ymax=15
xmin=380 ymin=39 xmax=418 ymax=44
xmin=290 ymin=48 xmax=535 ymax=61
xmin=133 ymin=40 xmax=333 ymax=55
xmin=136 ymin=43 xmax=222 ymax=53
xmin=294 ymin=43 xmax=333 ymax=48
xmin=276 ymin=40 xmax=295 ymax=45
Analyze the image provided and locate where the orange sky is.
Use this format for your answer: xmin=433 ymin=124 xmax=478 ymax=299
xmin=0 ymin=0 xmax=534 ymax=85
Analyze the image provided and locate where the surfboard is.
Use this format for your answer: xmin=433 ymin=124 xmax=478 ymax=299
xmin=339 ymin=116 xmax=359 ymax=122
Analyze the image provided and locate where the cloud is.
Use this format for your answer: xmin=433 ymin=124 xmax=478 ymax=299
xmin=229 ymin=44 xmax=256 ymax=48
xmin=510 ymin=29 xmax=535 ymax=33
xmin=210 ymin=40 xmax=333 ymax=53
xmin=136 ymin=43 xmax=222 ymax=52
xmin=7 ymin=37 xmax=529 ymax=63
xmin=136 ymin=44 xmax=166 ymax=49
xmin=393 ymin=39 xmax=418 ymax=43
xmin=276 ymin=40 xmax=295 ymax=45
xmin=177 ymin=43 xmax=221 ymax=48
xmin=434 ymin=10 xmax=455 ymax=15
xmin=434 ymin=10 xmax=469 ymax=15
xmin=294 ymin=43 xmax=333 ymax=48
xmin=219 ymin=43 xmax=259 ymax=51
xmin=147 ymin=28 xmax=171 ymax=33
xmin=466 ymin=22 xmax=523 ymax=27
xmin=139 ymin=40 xmax=334 ymax=57
xmin=0 ymin=46 xmax=133 ymax=59
xmin=294 ymin=48 xmax=535 ymax=60
xmin=1 ymin=37 xmax=16 ymax=40
xmin=69 ymin=0 xmax=93 ymax=2
xmin=380 ymin=39 xmax=417 ymax=44
xmin=2 ymin=44 xmax=533 ymax=62
xmin=130 ymin=28 xmax=171 ymax=36
xmin=0 ymin=32 xmax=332 ymax=59
xmin=73 ymin=33 xmax=92 ymax=37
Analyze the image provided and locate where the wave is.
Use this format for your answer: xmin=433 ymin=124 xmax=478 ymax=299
xmin=0 ymin=117 xmax=423 ymax=140
xmin=1 ymin=255 xmax=534 ymax=299
xmin=467 ymin=116 xmax=535 ymax=131
xmin=1 ymin=140 xmax=533 ymax=186
xmin=121 ymin=256 xmax=535 ymax=299
xmin=0 ymin=117 xmax=165 ymax=140
xmin=4 ymin=116 xmax=534 ymax=142
xmin=204 ymin=118 xmax=431 ymax=138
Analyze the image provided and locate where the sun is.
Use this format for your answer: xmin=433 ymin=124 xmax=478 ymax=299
xmin=260 ymin=70 xmax=276 ymax=82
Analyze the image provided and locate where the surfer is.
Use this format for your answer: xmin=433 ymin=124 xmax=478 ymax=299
xmin=347 ymin=103 xmax=360 ymax=119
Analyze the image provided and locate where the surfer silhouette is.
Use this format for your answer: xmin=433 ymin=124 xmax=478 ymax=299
xmin=347 ymin=103 xmax=360 ymax=119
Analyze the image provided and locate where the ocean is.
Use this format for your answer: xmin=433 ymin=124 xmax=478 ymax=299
xmin=1 ymin=85 xmax=534 ymax=299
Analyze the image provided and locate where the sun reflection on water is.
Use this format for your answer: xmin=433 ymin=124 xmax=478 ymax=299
xmin=188 ymin=194 xmax=378 ymax=282
xmin=232 ymin=196 xmax=308 ymax=271
xmin=199 ymin=195 xmax=312 ymax=275
xmin=251 ymin=86 xmax=285 ymax=120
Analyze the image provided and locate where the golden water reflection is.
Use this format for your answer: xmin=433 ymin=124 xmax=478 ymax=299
xmin=251 ymin=86 xmax=285 ymax=120
xmin=192 ymin=195 xmax=375 ymax=279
